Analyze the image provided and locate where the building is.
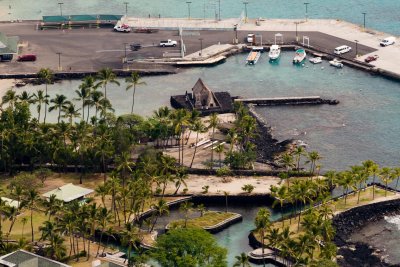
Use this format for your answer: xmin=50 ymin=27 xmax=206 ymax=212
xmin=42 ymin=183 xmax=94 ymax=203
xmin=0 ymin=197 xmax=20 ymax=208
xmin=0 ymin=250 xmax=71 ymax=267
xmin=170 ymin=78 xmax=234 ymax=115
xmin=0 ymin=32 xmax=19 ymax=61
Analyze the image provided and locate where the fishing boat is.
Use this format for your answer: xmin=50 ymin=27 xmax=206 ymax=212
xmin=309 ymin=57 xmax=322 ymax=64
xmin=329 ymin=58 xmax=344 ymax=68
xmin=268 ymin=45 xmax=281 ymax=60
xmin=293 ymin=49 xmax=306 ymax=64
xmin=246 ymin=48 xmax=261 ymax=65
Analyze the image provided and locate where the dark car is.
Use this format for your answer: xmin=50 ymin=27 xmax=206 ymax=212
xmin=364 ymin=55 xmax=379 ymax=63
xmin=130 ymin=43 xmax=142 ymax=51
xmin=17 ymin=54 xmax=37 ymax=62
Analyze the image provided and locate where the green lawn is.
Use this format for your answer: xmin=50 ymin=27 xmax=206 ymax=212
xmin=168 ymin=211 xmax=237 ymax=229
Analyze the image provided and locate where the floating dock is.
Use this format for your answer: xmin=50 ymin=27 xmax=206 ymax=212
xmin=234 ymin=96 xmax=339 ymax=106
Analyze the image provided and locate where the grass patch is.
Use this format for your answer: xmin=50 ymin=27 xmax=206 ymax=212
xmin=169 ymin=211 xmax=237 ymax=229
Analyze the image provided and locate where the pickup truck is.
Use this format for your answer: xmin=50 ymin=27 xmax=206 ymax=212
xmin=159 ymin=40 xmax=177 ymax=47
xmin=114 ymin=24 xmax=131 ymax=33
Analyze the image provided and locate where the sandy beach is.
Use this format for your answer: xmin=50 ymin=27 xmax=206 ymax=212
xmin=0 ymin=79 xmax=17 ymax=96
xmin=164 ymin=174 xmax=281 ymax=195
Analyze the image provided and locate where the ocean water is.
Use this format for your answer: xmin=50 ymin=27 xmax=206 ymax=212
xmin=2 ymin=0 xmax=400 ymax=35
xmin=5 ymin=51 xmax=400 ymax=171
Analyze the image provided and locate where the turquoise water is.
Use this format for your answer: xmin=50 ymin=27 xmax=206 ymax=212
xmin=2 ymin=0 xmax=400 ymax=35
xmin=6 ymin=51 xmax=400 ymax=170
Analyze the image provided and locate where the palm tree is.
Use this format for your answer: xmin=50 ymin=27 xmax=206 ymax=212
xmin=32 ymin=90 xmax=49 ymax=122
xmin=293 ymin=146 xmax=306 ymax=172
xmin=1 ymin=89 xmax=18 ymax=108
xmin=272 ymin=185 xmax=288 ymax=226
xmin=179 ymin=201 xmax=193 ymax=228
xmin=306 ymin=151 xmax=321 ymax=175
xmin=62 ymin=103 xmax=81 ymax=125
xmin=96 ymin=68 xmax=120 ymax=100
xmin=233 ymin=252 xmax=251 ymax=267
xmin=4 ymin=206 xmax=19 ymax=239
xmin=171 ymin=109 xmax=190 ymax=165
xmin=190 ymin=119 xmax=206 ymax=168
xmin=75 ymin=76 xmax=96 ymax=121
xmin=215 ymin=143 xmax=225 ymax=168
xmin=392 ymin=167 xmax=400 ymax=191
xmin=37 ymin=68 xmax=54 ymax=124
xmin=150 ymin=199 xmax=169 ymax=232
xmin=380 ymin=167 xmax=393 ymax=196
xmin=174 ymin=168 xmax=188 ymax=194
xmin=21 ymin=217 xmax=28 ymax=238
xmin=254 ymin=208 xmax=271 ymax=267
xmin=370 ymin=162 xmax=380 ymax=200
xmin=95 ymin=184 xmax=109 ymax=208
xmin=25 ymin=189 xmax=40 ymax=242
xmin=115 ymin=151 xmax=135 ymax=189
xmin=125 ymin=71 xmax=146 ymax=114
xmin=18 ymin=91 xmax=34 ymax=105
xmin=96 ymin=207 xmax=112 ymax=256
xmin=49 ymin=94 xmax=71 ymax=123
xmin=121 ymin=222 xmax=141 ymax=263
xmin=207 ymin=113 xmax=219 ymax=169
xmin=42 ymin=194 xmax=62 ymax=221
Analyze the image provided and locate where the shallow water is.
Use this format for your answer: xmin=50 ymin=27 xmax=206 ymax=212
xmin=2 ymin=0 xmax=400 ymax=35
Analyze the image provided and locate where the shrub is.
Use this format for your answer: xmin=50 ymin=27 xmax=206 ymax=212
xmin=216 ymin=166 xmax=232 ymax=177
xmin=242 ymin=184 xmax=255 ymax=194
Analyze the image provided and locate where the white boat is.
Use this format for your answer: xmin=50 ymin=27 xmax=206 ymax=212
xmin=329 ymin=58 xmax=344 ymax=68
xmin=246 ymin=49 xmax=261 ymax=65
xmin=293 ymin=49 xmax=306 ymax=64
xmin=309 ymin=57 xmax=322 ymax=64
xmin=268 ymin=45 xmax=281 ymax=60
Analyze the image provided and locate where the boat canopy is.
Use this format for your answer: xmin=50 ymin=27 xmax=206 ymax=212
xmin=296 ymin=49 xmax=305 ymax=53
xmin=270 ymin=45 xmax=279 ymax=50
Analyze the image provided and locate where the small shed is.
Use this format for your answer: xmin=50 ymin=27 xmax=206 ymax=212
xmin=0 ymin=32 xmax=19 ymax=61
xmin=42 ymin=183 xmax=94 ymax=203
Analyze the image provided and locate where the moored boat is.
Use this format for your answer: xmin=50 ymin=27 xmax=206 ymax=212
xmin=293 ymin=49 xmax=306 ymax=64
xmin=246 ymin=49 xmax=261 ymax=65
xmin=309 ymin=57 xmax=322 ymax=64
xmin=268 ymin=45 xmax=281 ymax=60
xmin=329 ymin=58 xmax=344 ymax=68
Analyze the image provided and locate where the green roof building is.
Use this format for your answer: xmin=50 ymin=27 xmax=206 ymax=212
xmin=0 ymin=32 xmax=19 ymax=61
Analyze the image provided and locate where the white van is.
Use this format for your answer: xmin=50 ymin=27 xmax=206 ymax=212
xmin=247 ymin=33 xmax=255 ymax=43
xmin=334 ymin=45 xmax=352 ymax=55
xmin=380 ymin=36 xmax=395 ymax=47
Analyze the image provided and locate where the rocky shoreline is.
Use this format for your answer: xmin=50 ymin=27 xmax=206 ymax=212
xmin=333 ymin=197 xmax=400 ymax=267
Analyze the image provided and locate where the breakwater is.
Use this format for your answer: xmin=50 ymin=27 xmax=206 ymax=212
xmin=235 ymin=96 xmax=339 ymax=106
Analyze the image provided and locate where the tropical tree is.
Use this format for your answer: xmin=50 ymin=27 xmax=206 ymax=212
xmin=96 ymin=68 xmax=120 ymax=100
xmin=75 ymin=76 xmax=96 ymax=121
xmin=233 ymin=252 xmax=251 ymax=267
xmin=25 ymin=189 xmax=40 ymax=242
xmin=150 ymin=199 xmax=169 ymax=232
xmin=42 ymin=194 xmax=62 ymax=221
xmin=215 ymin=143 xmax=225 ymax=168
xmin=380 ymin=167 xmax=393 ymax=196
xmin=254 ymin=208 xmax=271 ymax=267
xmin=190 ymin=119 xmax=206 ymax=168
xmin=293 ymin=146 xmax=306 ymax=172
xmin=306 ymin=151 xmax=321 ymax=175
xmin=207 ymin=113 xmax=219 ymax=169
xmin=392 ymin=167 xmax=400 ymax=190
xmin=96 ymin=207 xmax=112 ymax=256
xmin=125 ymin=71 xmax=146 ymax=114
xmin=121 ymin=222 xmax=141 ymax=263
xmin=62 ymin=103 xmax=81 ymax=125
xmin=37 ymin=68 xmax=54 ymax=124
xmin=179 ymin=201 xmax=193 ymax=228
xmin=1 ymin=89 xmax=18 ymax=108
xmin=49 ymin=94 xmax=71 ymax=123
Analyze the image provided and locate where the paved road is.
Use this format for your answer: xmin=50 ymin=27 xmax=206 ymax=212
xmin=0 ymin=22 xmax=375 ymax=75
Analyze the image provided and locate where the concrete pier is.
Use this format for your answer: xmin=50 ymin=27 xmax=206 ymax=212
xmin=235 ymin=96 xmax=339 ymax=106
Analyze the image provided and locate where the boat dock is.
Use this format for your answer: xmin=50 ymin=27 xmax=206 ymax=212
xmin=247 ymin=248 xmax=290 ymax=266
xmin=234 ymin=96 xmax=339 ymax=106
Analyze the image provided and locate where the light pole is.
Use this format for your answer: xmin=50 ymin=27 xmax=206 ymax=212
xmin=233 ymin=24 xmax=238 ymax=44
xmin=295 ymin=21 xmax=300 ymax=42
xmin=355 ymin=40 xmax=359 ymax=57
xmin=243 ymin=1 xmax=249 ymax=23
xmin=186 ymin=1 xmax=192 ymax=20
xmin=58 ymin=2 xmax=64 ymax=16
xmin=304 ymin=2 xmax=309 ymax=21
xmin=199 ymin=38 xmax=203 ymax=56
xmin=56 ymin=52 xmax=62 ymax=71
xmin=362 ymin=12 xmax=366 ymax=28
xmin=124 ymin=43 xmax=128 ymax=62
xmin=124 ymin=2 xmax=128 ymax=15
xmin=218 ymin=0 xmax=221 ymax=21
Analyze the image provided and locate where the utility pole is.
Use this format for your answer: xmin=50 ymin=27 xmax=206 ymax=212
xmin=186 ymin=1 xmax=192 ymax=20
xmin=233 ymin=24 xmax=238 ymax=44
xmin=362 ymin=12 xmax=366 ymax=28
xmin=295 ymin=21 xmax=300 ymax=42
xmin=243 ymin=1 xmax=249 ymax=23
xmin=199 ymin=38 xmax=203 ymax=56
xmin=304 ymin=2 xmax=309 ymax=21
xmin=58 ymin=2 xmax=64 ymax=16
xmin=56 ymin=52 xmax=62 ymax=71
xmin=355 ymin=40 xmax=359 ymax=57
xmin=124 ymin=2 xmax=128 ymax=15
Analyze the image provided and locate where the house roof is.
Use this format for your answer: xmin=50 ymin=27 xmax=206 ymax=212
xmin=0 ymin=249 xmax=71 ymax=267
xmin=1 ymin=197 xmax=20 ymax=208
xmin=42 ymin=183 xmax=94 ymax=202
xmin=0 ymin=32 xmax=19 ymax=55
xmin=192 ymin=78 xmax=212 ymax=94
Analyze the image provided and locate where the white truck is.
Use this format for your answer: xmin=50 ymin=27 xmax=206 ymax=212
xmin=380 ymin=36 xmax=395 ymax=47
xmin=159 ymin=40 xmax=177 ymax=47
xmin=114 ymin=24 xmax=131 ymax=33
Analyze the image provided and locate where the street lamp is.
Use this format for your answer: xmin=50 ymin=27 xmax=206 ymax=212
xmin=233 ymin=24 xmax=238 ymax=44
xmin=295 ymin=21 xmax=300 ymax=42
xmin=124 ymin=2 xmax=128 ymax=15
xmin=355 ymin=40 xmax=359 ymax=57
xmin=243 ymin=1 xmax=249 ymax=23
xmin=362 ymin=12 xmax=366 ymax=28
xmin=186 ymin=1 xmax=192 ymax=20
xmin=304 ymin=2 xmax=309 ymax=21
xmin=199 ymin=38 xmax=203 ymax=56
xmin=56 ymin=52 xmax=62 ymax=71
xmin=58 ymin=2 xmax=64 ymax=16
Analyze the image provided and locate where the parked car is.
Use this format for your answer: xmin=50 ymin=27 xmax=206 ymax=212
xmin=364 ymin=55 xmax=379 ymax=63
xmin=159 ymin=40 xmax=177 ymax=47
xmin=130 ymin=43 xmax=142 ymax=51
xmin=17 ymin=54 xmax=37 ymax=62
xmin=334 ymin=45 xmax=352 ymax=55
xmin=380 ymin=36 xmax=395 ymax=47
xmin=134 ymin=28 xmax=159 ymax=33
xmin=114 ymin=24 xmax=131 ymax=33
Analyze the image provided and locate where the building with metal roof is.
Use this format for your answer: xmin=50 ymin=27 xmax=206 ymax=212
xmin=0 ymin=250 xmax=71 ymax=267
xmin=1 ymin=197 xmax=20 ymax=208
xmin=42 ymin=183 xmax=94 ymax=203
xmin=0 ymin=32 xmax=19 ymax=61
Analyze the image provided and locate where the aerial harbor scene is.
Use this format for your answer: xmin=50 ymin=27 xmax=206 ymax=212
xmin=1 ymin=1 xmax=400 ymax=267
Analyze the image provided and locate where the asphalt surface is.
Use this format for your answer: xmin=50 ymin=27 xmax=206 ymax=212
xmin=0 ymin=22 xmax=376 ymax=74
